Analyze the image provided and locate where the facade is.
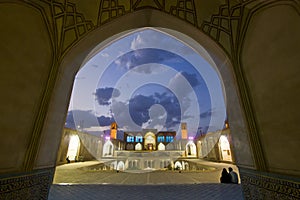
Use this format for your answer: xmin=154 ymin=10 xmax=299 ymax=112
xmin=0 ymin=1 xmax=299 ymax=199
xmin=197 ymin=128 xmax=233 ymax=163
xmin=56 ymin=123 xmax=234 ymax=171
xmin=124 ymin=129 xmax=176 ymax=151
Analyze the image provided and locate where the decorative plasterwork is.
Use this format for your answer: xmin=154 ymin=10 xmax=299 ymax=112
xmin=28 ymin=0 xmax=197 ymax=58
xmin=201 ymin=0 xmax=253 ymax=57
xmin=0 ymin=168 xmax=54 ymax=199
xmin=240 ymin=168 xmax=300 ymax=200
xmin=29 ymin=0 xmax=95 ymax=57
xmin=98 ymin=0 xmax=197 ymax=26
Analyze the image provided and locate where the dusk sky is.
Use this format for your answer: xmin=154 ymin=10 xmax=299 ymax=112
xmin=66 ymin=28 xmax=226 ymax=139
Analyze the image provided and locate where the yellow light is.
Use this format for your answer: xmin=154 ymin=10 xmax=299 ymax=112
xmin=67 ymin=135 xmax=80 ymax=161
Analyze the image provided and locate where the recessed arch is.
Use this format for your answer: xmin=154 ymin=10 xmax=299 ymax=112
xmin=103 ymin=140 xmax=114 ymax=157
xmin=38 ymin=9 xmax=254 ymax=170
xmin=186 ymin=141 xmax=197 ymax=157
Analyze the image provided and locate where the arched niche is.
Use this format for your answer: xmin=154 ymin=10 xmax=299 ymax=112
xmin=117 ymin=161 xmax=125 ymax=171
xmin=36 ymin=9 xmax=254 ymax=170
xmin=186 ymin=141 xmax=197 ymax=157
xmin=144 ymin=132 xmax=156 ymax=151
xmin=102 ymin=140 xmax=114 ymax=157
xmin=135 ymin=143 xmax=142 ymax=151
xmin=158 ymin=143 xmax=166 ymax=151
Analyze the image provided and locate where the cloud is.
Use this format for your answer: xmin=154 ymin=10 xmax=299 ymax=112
xmin=101 ymin=52 xmax=109 ymax=57
xmin=129 ymin=94 xmax=155 ymax=125
xmin=65 ymin=111 xmax=76 ymax=129
xmin=130 ymin=30 xmax=194 ymax=55
xmin=130 ymin=34 xmax=144 ymax=50
xmin=169 ymin=72 xmax=201 ymax=90
xmin=94 ymin=87 xmax=120 ymax=105
xmin=65 ymin=110 xmax=99 ymax=130
xmin=181 ymin=72 xmax=201 ymax=87
xmin=97 ymin=116 xmax=115 ymax=126
xmin=113 ymin=49 xmax=175 ymax=74
xmin=142 ymin=113 xmax=165 ymax=131
xmin=200 ymin=108 xmax=213 ymax=118
xmin=128 ymin=92 xmax=181 ymax=129
xmin=111 ymin=100 xmax=140 ymax=131
xmin=65 ymin=110 xmax=120 ymax=136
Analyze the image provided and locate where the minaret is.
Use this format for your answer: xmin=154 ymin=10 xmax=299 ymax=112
xmin=181 ymin=122 xmax=187 ymax=139
xmin=110 ymin=122 xmax=117 ymax=139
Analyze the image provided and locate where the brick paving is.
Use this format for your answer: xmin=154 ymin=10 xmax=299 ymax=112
xmin=48 ymin=161 xmax=244 ymax=200
xmin=49 ymin=184 xmax=244 ymax=200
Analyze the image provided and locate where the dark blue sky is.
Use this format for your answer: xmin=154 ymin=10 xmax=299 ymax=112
xmin=67 ymin=29 xmax=226 ymax=138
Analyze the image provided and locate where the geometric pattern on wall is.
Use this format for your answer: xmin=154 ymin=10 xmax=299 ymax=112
xmin=204 ymin=0 xmax=300 ymax=171
xmin=240 ymin=167 xmax=300 ymax=200
xmin=98 ymin=0 xmax=197 ymax=26
xmin=200 ymin=0 xmax=300 ymax=57
xmin=201 ymin=0 xmax=253 ymax=57
xmin=30 ymin=0 xmax=197 ymax=57
xmin=32 ymin=0 xmax=95 ymax=56
xmin=0 ymin=168 xmax=54 ymax=200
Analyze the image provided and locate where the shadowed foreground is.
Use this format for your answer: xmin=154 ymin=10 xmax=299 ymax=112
xmin=49 ymin=184 xmax=244 ymax=200
xmin=49 ymin=161 xmax=244 ymax=199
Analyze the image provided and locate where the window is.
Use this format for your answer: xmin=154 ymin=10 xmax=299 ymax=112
xmin=166 ymin=136 xmax=173 ymax=142
xmin=136 ymin=136 xmax=143 ymax=142
xmin=127 ymin=136 xmax=134 ymax=142
xmin=157 ymin=136 xmax=164 ymax=142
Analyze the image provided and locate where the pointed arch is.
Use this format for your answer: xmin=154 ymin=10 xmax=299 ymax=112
xmin=45 ymin=9 xmax=254 ymax=173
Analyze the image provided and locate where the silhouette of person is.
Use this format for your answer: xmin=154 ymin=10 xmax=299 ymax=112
xmin=220 ymin=168 xmax=231 ymax=183
xmin=66 ymin=156 xmax=70 ymax=163
xmin=228 ymin=167 xmax=238 ymax=184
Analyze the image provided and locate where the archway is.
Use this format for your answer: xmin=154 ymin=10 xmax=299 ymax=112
xmin=144 ymin=132 xmax=156 ymax=151
xmin=46 ymin=10 xmax=252 ymax=171
xmin=117 ymin=161 xmax=125 ymax=171
xmin=103 ymin=140 xmax=114 ymax=157
xmin=174 ymin=161 xmax=182 ymax=170
xmin=158 ymin=143 xmax=165 ymax=151
xmin=135 ymin=143 xmax=142 ymax=151
xmin=185 ymin=141 xmax=197 ymax=157
xmin=219 ymin=135 xmax=232 ymax=162
xmin=48 ymin=9 xmax=252 ymax=187
xmin=66 ymin=135 xmax=80 ymax=161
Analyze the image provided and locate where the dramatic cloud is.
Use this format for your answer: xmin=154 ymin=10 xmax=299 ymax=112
xmin=111 ymin=100 xmax=140 ymax=131
xmin=68 ymin=29 xmax=225 ymax=137
xmin=66 ymin=110 xmax=99 ymax=130
xmin=129 ymin=94 xmax=155 ymax=125
xmin=95 ymin=87 xmax=120 ymax=105
xmin=181 ymin=72 xmax=201 ymax=87
xmin=65 ymin=111 xmax=76 ymax=129
xmin=128 ymin=92 xmax=181 ymax=129
xmin=113 ymin=49 xmax=176 ymax=73
xmin=97 ymin=116 xmax=115 ymax=126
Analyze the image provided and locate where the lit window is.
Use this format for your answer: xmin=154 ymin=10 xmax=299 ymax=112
xmin=127 ymin=136 xmax=134 ymax=142
xmin=166 ymin=136 xmax=173 ymax=142
xmin=157 ymin=136 xmax=164 ymax=142
xmin=136 ymin=136 xmax=143 ymax=142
